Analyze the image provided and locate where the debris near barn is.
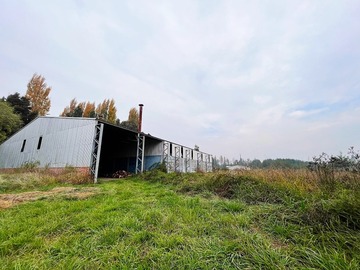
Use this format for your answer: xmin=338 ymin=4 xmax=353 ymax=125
xmin=112 ymin=170 xmax=131 ymax=178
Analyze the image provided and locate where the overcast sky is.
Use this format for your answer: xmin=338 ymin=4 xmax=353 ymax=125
xmin=1 ymin=0 xmax=359 ymax=161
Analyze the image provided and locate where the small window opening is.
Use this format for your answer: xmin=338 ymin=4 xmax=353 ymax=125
xmin=170 ymin=143 xmax=173 ymax=156
xmin=191 ymin=150 xmax=193 ymax=159
xmin=21 ymin=140 xmax=26 ymax=152
xmin=181 ymin=147 xmax=183 ymax=158
xmin=37 ymin=136 xmax=43 ymax=150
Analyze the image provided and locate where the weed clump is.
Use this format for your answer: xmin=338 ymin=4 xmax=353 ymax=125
xmin=301 ymin=190 xmax=360 ymax=230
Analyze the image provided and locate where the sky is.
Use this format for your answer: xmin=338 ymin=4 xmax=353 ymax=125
xmin=1 ymin=0 xmax=360 ymax=161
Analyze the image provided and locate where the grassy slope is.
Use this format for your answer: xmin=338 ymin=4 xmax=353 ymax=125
xmin=0 ymin=173 xmax=359 ymax=269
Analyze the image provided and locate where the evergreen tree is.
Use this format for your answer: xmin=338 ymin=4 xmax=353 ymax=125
xmin=5 ymin=92 xmax=37 ymax=125
xmin=0 ymin=101 xmax=22 ymax=143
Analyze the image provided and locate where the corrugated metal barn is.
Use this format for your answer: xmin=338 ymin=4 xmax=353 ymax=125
xmin=0 ymin=117 xmax=213 ymax=181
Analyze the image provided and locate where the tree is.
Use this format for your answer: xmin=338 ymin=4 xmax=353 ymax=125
xmin=83 ymin=102 xmax=96 ymax=118
xmin=5 ymin=92 xmax=37 ymax=125
xmin=61 ymin=98 xmax=118 ymax=121
xmin=119 ymin=120 xmax=137 ymax=131
xmin=0 ymin=101 xmax=22 ymax=143
xmin=119 ymin=107 xmax=138 ymax=131
xmin=60 ymin=99 xmax=86 ymax=117
xmin=96 ymin=99 xmax=110 ymax=119
xmin=26 ymin=73 xmax=51 ymax=116
xmin=108 ymin=99 xmax=117 ymax=124
xmin=73 ymin=105 xmax=84 ymax=117
xmin=128 ymin=107 xmax=139 ymax=124
xmin=94 ymin=98 xmax=118 ymax=123
xmin=250 ymin=159 xmax=262 ymax=168
xmin=60 ymin=98 xmax=77 ymax=117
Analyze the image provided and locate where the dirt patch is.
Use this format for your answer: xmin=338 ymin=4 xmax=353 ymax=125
xmin=0 ymin=187 xmax=100 ymax=209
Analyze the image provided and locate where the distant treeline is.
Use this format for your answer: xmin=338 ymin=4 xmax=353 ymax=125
xmin=248 ymin=158 xmax=308 ymax=169
xmin=213 ymin=156 xmax=308 ymax=170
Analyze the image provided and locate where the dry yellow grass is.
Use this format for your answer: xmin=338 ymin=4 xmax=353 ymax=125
xmin=0 ymin=187 xmax=100 ymax=209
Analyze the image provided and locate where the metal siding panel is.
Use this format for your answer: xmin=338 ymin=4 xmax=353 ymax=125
xmin=144 ymin=155 xmax=162 ymax=170
xmin=0 ymin=117 xmax=96 ymax=169
xmin=144 ymin=140 xmax=163 ymax=156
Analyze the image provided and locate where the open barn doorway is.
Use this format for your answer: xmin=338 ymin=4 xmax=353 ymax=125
xmin=97 ymin=123 xmax=138 ymax=177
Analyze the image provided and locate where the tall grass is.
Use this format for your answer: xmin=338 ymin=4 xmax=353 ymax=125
xmin=0 ymin=167 xmax=92 ymax=193
xmin=1 ymin=175 xmax=359 ymax=269
xmin=141 ymin=169 xmax=360 ymax=248
xmin=196 ymin=169 xmax=357 ymax=266
xmin=0 ymin=168 xmax=359 ymax=268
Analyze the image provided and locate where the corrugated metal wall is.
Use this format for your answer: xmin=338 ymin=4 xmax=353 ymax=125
xmin=0 ymin=117 xmax=96 ymax=169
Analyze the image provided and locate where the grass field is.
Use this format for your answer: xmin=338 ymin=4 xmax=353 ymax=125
xmin=0 ymin=170 xmax=359 ymax=269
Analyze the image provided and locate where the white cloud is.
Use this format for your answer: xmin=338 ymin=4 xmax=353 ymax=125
xmin=289 ymin=108 xmax=328 ymax=118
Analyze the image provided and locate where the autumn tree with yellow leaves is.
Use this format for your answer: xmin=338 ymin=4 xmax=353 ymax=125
xmin=61 ymin=98 xmax=117 ymax=123
xmin=25 ymin=74 xmax=51 ymax=116
xmin=128 ymin=107 xmax=139 ymax=124
xmin=95 ymin=99 xmax=110 ymax=119
xmin=107 ymin=99 xmax=117 ymax=124
xmin=60 ymin=98 xmax=78 ymax=117
xmin=83 ymin=102 xmax=96 ymax=118
xmin=60 ymin=98 xmax=141 ymax=131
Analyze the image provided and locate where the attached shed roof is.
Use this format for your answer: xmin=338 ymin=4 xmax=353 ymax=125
xmin=97 ymin=119 xmax=163 ymax=143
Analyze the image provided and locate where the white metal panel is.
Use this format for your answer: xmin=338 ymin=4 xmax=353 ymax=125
xmin=161 ymin=140 xmax=213 ymax=172
xmin=0 ymin=117 xmax=96 ymax=168
xmin=144 ymin=139 xmax=163 ymax=156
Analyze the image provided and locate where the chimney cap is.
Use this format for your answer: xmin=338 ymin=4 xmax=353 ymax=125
xmin=139 ymin=104 xmax=144 ymax=107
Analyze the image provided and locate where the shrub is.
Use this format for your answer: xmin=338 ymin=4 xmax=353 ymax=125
xmin=148 ymin=161 xmax=168 ymax=173
xmin=19 ymin=160 xmax=41 ymax=172
xmin=56 ymin=168 xmax=93 ymax=184
xmin=308 ymin=148 xmax=360 ymax=191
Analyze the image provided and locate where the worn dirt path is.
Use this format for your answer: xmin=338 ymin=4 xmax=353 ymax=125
xmin=0 ymin=187 xmax=100 ymax=209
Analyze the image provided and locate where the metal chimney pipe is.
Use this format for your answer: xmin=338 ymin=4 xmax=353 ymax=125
xmin=138 ymin=104 xmax=144 ymax=133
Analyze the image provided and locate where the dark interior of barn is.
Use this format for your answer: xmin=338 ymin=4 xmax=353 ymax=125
xmin=98 ymin=124 xmax=138 ymax=177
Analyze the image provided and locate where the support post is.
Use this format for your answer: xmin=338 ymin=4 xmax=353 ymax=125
xmin=185 ymin=149 xmax=190 ymax=172
xmin=163 ymin=141 xmax=170 ymax=172
xmin=174 ymin=146 xmax=180 ymax=172
xmin=136 ymin=133 xmax=145 ymax=173
xmin=90 ymin=123 xmax=104 ymax=183
xmin=205 ymin=154 xmax=208 ymax=172
xmin=209 ymin=155 xmax=213 ymax=172
xmin=197 ymin=152 xmax=203 ymax=172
